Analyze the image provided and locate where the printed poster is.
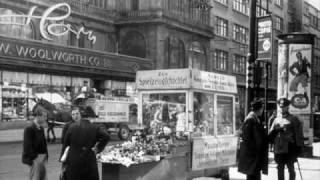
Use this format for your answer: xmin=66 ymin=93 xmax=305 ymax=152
xmin=287 ymin=44 xmax=312 ymax=114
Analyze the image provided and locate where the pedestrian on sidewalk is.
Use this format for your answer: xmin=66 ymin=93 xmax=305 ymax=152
xmin=61 ymin=106 xmax=110 ymax=180
xmin=269 ymin=98 xmax=304 ymax=180
xmin=238 ymin=99 xmax=269 ymax=180
xmin=22 ymin=110 xmax=49 ymax=180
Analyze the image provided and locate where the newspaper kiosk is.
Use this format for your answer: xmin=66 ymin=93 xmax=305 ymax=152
xmin=101 ymin=69 xmax=238 ymax=180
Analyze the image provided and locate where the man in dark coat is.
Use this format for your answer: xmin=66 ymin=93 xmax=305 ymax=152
xmin=238 ymin=99 xmax=268 ymax=180
xmin=269 ymin=98 xmax=304 ymax=180
xmin=22 ymin=110 xmax=48 ymax=180
xmin=62 ymin=107 xmax=110 ymax=180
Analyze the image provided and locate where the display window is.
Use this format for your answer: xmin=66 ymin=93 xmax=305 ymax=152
xmin=193 ymin=92 xmax=214 ymax=136
xmin=141 ymin=92 xmax=187 ymax=138
xmin=216 ymin=95 xmax=234 ymax=135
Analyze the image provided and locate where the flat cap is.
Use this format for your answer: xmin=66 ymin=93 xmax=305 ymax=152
xmin=277 ymin=98 xmax=291 ymax=108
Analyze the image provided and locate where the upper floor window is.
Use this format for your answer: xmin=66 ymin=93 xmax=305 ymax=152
xmin=188 ymin=41 xmax=206 ymax=70
xmin=233 ymin=54 xmax=246 ymax=74
xmin=233 ymin=24 xmax=248 ymax=44
xmin=233 ymin=0 xmax=249 ymax=15
xmin=166 ymin=36 xmax=185 ymax=68
xmin=0 ymin=8 xmax=34 ymax=39
xmin=274 ymin=16 xmax=284 ymax=31
xmin=213 ymin=49 xmax=228 ymax=71
xmin=132 ymin=0 xmax=139 ymax=10
xmin=275 ymin=0 xmax=283 ymax=7
xmin=215 ymin=0 xmax=228 ymax=5
xmin=120 ymin=31 xmax=146 ymax=58
xmin=256 ymin=5 xmax=267 ymax=17
xmin=215 ymin=17 xmax=228 ymax=37
xmin=310 ymin=14 xmax=318 ymax=28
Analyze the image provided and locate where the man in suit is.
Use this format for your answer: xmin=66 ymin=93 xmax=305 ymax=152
xmin=22 ymin=110 xmax=48 ymax=180
xmin=62 ymin=106 xmax=110 ymax=180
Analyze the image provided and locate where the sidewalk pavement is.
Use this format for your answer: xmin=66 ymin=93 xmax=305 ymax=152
xmin=0 ymin=127 xmax=62 ymax=143
xmin=230 ymin=142 xmax=320 ymax=180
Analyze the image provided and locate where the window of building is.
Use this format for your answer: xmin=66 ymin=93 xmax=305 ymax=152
xmin=233 ymin=24 xmax=248 ymax=44
xmin=274 ymin=16 xmax=284 ymax=31
xmin=310 ymin=14 xmax=318 ymax=28
xmin=256 ymin=5 xmax=267 ymax=17
xmin=275 ymin=0 xmax=283 ymax=7
xmin=213 ymin=49 xmax=228 ymax=71
xmin=215 ymin=17 xmax=228 ymax=37
xmin=232 ymin=0 xmax=249 ymax=15
xmin=215 ymin=0 xmax=228 ymax=5
xmin=0 ymin=8 xmax=34 ymax=39
xmin=188 ymin=41 xmax=207 ymax=70
xmin=166 ymin=36 xmax=185 ymax=68
xmin=132 ymin=0 xmax=139 ymax=10
xmin=120 ymin=31 xmax=146 ymax=58
xmin=233 ymin=54 xmax=246 ymax=74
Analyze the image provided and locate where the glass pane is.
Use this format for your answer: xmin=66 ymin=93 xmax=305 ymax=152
xmin=193 ymin=92 xmax=214 ymax=136
xmin=217 ymin=96 xmax=234 ymax=135
xmin=142 ymin=93 xmax=187 ymax=138
xmin=1 ymin=83 xmax=28 ymax=121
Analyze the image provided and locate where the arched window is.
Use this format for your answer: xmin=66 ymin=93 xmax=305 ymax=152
xmin=0 ymin=8 xmax=34 ymax=39
xmin=188 ymin=41 xmax=206 ymax=70
xmin=120 ymin=31 xmax=146 ymax=58
xmin=166 ymin=36 xmax=185 ymax=68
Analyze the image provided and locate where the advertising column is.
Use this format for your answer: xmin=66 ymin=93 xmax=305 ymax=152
xmin=277 ymin=33 xmax=315 ymax=152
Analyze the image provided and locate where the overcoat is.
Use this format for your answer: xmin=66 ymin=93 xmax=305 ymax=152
xmin=63 ymin=119 xmax=109 ymax=180
xmin=238 ymin=112 xmax=268 ymax=175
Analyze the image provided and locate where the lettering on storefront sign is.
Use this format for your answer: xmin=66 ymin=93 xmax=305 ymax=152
xmin=136 ymin=69 xmax=190 ymax=89
xmin=0 ymin=38 xmax=116 ymax=69
xmin=192 ymin=137 xmax=237 ymax=170
xmin=0 ymin=3 xmax=96 ymax=44
xmin=192 ymin=70 xmax=237 ymax=93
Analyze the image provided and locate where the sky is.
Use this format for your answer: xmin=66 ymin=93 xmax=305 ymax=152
xmin=307 ymin=0 xmax=320 ymax=9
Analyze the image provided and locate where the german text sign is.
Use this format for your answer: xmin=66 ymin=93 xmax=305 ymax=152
xmin=192 ymin=136 xmax=237 ymax=170
xmin=257 ymin=16 xmax=272 ymax=61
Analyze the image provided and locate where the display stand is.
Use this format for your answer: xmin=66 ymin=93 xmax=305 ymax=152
xmin=101 ymin=69 xmax=238 ymax=180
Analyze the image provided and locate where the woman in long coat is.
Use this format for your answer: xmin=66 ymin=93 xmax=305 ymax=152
xmin=62 ymin=107 xmax=109 ymax=180
xmin=238 ymin=100 xmax=268 ymax=180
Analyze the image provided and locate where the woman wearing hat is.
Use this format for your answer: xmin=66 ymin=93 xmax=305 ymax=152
xmin=238 ymin=99 xmax=268 ymax=180
xmin=269 ymin=98 xmax=304 ymax=180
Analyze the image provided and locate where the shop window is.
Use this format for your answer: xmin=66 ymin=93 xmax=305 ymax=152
xmin=193 ymin=92 xmax=214 ymax=136
xmin=120 ymin=31 xmax=146 ymax=58
xmin=141 ymin=92 xmax=187 ymax=138
xmin=216 ymin=95 xmax=234 ymax=135
xmin=188 ymin=41 xmax=207 ymax=70
xmin=0 ymin=8 xmax=34 ymax=39
xmin=166 ymin=36 xmax=185 ymax=68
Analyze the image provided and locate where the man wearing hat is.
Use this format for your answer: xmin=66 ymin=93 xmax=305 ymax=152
xmin=238 ymin=99 xmax=268 ymax=180
xmin=269 ymin=98 xmax=304 ymax=180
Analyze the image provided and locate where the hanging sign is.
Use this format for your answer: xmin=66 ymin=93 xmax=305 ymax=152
xmin=257 ymin=15 xmax=273 ymax=61
xmin=0 ymin=3 xmax=96 ymax=44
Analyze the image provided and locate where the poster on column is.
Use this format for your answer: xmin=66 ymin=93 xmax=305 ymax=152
xmin=288 ymin=44 xmax=312 ymax=114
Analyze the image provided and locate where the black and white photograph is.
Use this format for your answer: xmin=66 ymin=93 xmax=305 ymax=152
xmin=0 ymin=0 xmax=320 ymax=180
